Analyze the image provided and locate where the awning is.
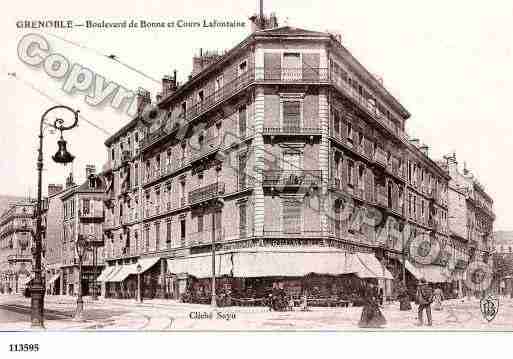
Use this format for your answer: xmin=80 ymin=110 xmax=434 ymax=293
xmin=402 ymin=259 xmax=449 ymax=283
xmin=108 ymin=264 xmax=138 ymax=282
xmin=231 ymin=249 xmax=355 ymax=278
xmin=354 ymin=253 xmax=394 ymax=280
xmin=167 ymin=253 xmax=233 ymax=279
xmin=46 ymin=272 xmax=60 ymax=285
xmin=97 ymin=266 xmax=119 ymax=282
xmin=106 ymin=257 xmax=161 ymax=283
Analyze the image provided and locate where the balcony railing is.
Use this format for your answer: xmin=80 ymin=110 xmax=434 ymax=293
xmin=263 ymin=126 xmax=321 ymax=135
xmin=373 ymin=148 xmax=388 ymax=167
xmin=7 ymin=253 xmax=32 ymax=263
xmin=188 ymin=182 xmax=225 ymax=206
xmin=262 ymin=229 xmax=325 ymax=238
xmin=259 ymin=67 xmax=329 ymax=82
xmin=190 ymin=136 xmax=221 ymax=161
xmin=376 ymin=186 xmax=388 ymax=207
xmin=263 ymin=170 xmax=322 ymax=187
xmin=78 ymin=209 xmax=104 ymax=219
xmin=188 ymin=228 xmax=224 ymax=246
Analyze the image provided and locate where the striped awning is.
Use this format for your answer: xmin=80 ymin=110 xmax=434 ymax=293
xmin=354 ymin=253 xmax=394 ymax=280
xmin=97 ymin=266 xmax=120 ymax=282
xmin=105 ymin=257 xmax=161 ymax=283
xmin=167 ymin=253 xmax=233 ymax=279
xmin=108 ymin=264 xmax=137 ymax=282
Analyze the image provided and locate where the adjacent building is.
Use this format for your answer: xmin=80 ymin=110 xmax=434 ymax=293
xmin=0 ymin=198 xmax=36 ymax=294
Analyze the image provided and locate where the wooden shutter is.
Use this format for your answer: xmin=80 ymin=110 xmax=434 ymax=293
xmin=365 ymin=168 xmax=374 ymax=202
xmin=283 ymin=101 xmax=301 ymax=130
xmin=283 ymin=199 xmax=302 ymax=234
xmin=239 ymin=203 xmax=247 ymax=238
xmin=238 ymin=152 xmax=247 ymax=190
xmin=264 ymin=53 xmax=281 ymax=80
xmin=239 ymin=105 xmax=247 ymax=137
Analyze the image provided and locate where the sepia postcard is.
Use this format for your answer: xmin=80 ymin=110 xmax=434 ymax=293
xmin=1 ymin=0 xmax=512 ymax=355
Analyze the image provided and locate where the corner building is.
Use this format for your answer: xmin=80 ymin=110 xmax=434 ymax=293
xmin=99 ymin=17 xmax=453 ymax=302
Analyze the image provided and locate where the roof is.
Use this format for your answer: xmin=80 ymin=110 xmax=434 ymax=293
xmin=61 ymin=175 xmax=107 ymax=200
xmin=256 ymin=26 xmax=329 ymax=37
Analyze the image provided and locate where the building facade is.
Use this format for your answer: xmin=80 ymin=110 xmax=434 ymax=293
xmin=54 ymin=168 xmax=106 ymax=296
xmin=0 ymin=199 xmax=36 ymax=294
xmin=95 ymin=15 xmax=457 ymax=303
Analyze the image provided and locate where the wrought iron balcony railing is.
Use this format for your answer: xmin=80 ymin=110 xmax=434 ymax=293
xmin=263 ymin=170 xmax=322 ymax=188
xmin=263 ymin=126 xmax=321 ymax=136
xmin=188 ymin=182 xmax=225 ymax=206
xmin=78 ymin=209 xmax=104 ymax=219
xmin=259 ymin=67 xmax=329 ymax=82
xmin=189 ymin=136 xmax=221 ymax=161
xmin=7 ymin=253 xmax=32 ymax=263
xmin=262 ymin=229 xmax=324 ymax=238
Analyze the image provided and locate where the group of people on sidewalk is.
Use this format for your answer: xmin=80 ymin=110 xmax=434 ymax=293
xmin=358 ymin=278 xmax=445 ymax=328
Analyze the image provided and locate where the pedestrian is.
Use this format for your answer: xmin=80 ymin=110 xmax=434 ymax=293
xmin=433 ymin=287 xmax=444 ymax=311
xmin=358 ymin=282 xmax=386 ymax=328
xmin=416 ymin=278 xmax=433 ymax=326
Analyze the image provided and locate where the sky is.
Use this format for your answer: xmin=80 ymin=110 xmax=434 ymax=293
xmin=0 ymin=0 xmax=512 ymax=230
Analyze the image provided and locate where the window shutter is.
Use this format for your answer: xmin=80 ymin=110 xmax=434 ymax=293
xmin=239 ymin=204 xmax=247 ymax=238
xmin=340 ymin=156 xmax=347 ymax=187
xmin=239 ymin=106 xmax=247 ymax=137
xmin=365 ymin=168 xmax=374 ymax=202
xmin=283 ymin=101 xmax=300 ymax=130
xmin=283 ymin=199 xmax=302 ymax=234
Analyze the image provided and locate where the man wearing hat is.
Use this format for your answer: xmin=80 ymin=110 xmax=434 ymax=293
xmin=416 ymin=278 xmax=433 ymax=326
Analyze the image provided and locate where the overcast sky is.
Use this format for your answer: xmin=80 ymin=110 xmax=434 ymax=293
xmin=1 ymin=0 xmax=511 ymax=230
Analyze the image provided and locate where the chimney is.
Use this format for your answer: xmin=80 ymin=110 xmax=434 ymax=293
xmin=419 ymin=145 xmax=429 ymax=157
xmin=48 ymin=184 xmax=63 ymax=197
xmin=65 ymin=172 xmax=75 ymax=189
xmin=136 ymin=88 xmax=151 ymax=114
xmin=192 ymin=50 xmax=222 ymax=77
xmin=85 ymin=164 xmax=96 ymax=178
xmin=444 ymin=152 xmax=458 ymax=175
xmin=161 ymin=71 xmax=178 ymax=98
xmin=409 ymin=138 xmax=420 ymax=147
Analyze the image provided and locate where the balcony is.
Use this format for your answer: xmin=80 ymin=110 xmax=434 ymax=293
xmin=188 ymin=228 xmax=224 ymax=246
xmin=263 ymin=126 xmax=321 ymax=137
xmin=7 ymin=253 xmax=32 ymax=264
xmin=262 ymin=229 xmax=324 ymax=238
xmin=121 ymin=150 xmax=131 ymax=164
xmin=259 ymin=67 xmax=329 ymax=83
xmin=188 ymin=182 xmax=225 ymax=206
xmin=376 ymin=185 xmax=388 ymax=207
xmin=78 ymin=209 xmax=104 ymax=220
xmin=190 ymin=136 xmax=221 ymax=162
xmin=373 ymin=148 xmax=388 ymax=167
xmin=102 ymin=161 xmax=113 ymax=174
xmin=263 ymin=170 xmax=322 ymax=188
xmin=141 ymin=70 xmax=255 ymax=152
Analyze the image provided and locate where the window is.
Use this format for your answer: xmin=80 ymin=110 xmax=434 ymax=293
xmin=82 ymin=199 xmax=90 ymax=215
xmin=181 ymin=101 xmax=187 ymax=117
xmin=283 ymin=198 xmax=302 ymax=234
xmin=347 ymin=123 xmax=353 ymax=141
xmin=283 ymin=101 xmax=301 ymax=130
xmin=215 ymin=75 xmax=223 ymax=92
xmin=198 ymin=90 xmax=204 ymax=103
xmin=180 ymin=219 xmax=186 ymax=244
xmin=155 ymin=222 xmax=160 ymax=250
xmin=239 ymin=105 xmax=247 ymax=137
xmin=111 ymin=147 xmax=115 ymax=161
xmin=347 ymin=160 xmax=354 ymax=186
xmin=198 ymin=214 xmax=203 ymax=232
xmin=145 ymin=226 xmax=150 ymax=252
xmin=166 ymin=219 xmax=172 ymax=248
xmin=238 ymin=152 xmax=247 ymax=190
xmin=134 ymin=164 xmax=139 ymax=186
xmin=283 ymin=52 xmax=300 ymax=68
xmin=238 ymin=60 xmax=248 ymax=75
xmin=283 ymin=152 xmax=301 ymax=172
xmin=239 ymin=203 xmax=247 ymax=238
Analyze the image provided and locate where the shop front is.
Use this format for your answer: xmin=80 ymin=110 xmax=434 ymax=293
xmin=167 ymin=248 xmax=394 ymax=307
xmin=97 ymin=257 xmax=163 ymax=299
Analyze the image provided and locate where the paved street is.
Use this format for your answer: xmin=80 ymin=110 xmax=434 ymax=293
xmin=1 ymin=294 xmax=512 ymax=331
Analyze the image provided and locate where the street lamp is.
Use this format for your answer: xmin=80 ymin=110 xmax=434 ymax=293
xmin=74 ymin=235 xmax=87 ymax=321
xmin=136 ymin=263 xmax=142 ymax=304
xmin=31 ymin=105 xmax=79 ymax=329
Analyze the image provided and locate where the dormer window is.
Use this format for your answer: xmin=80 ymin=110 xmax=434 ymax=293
xmin=89 ymin=176 xmax=96 ymax=189
xmin=238 ymin=60 xmax=248 ymax=75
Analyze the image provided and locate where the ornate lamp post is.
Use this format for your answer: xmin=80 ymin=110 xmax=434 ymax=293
xmin=74 ymin=235 xmax=87 ymax=321
xmin=31 ymin=105 xmax=79 ymax=329
xmin=136 ymin=263 xmax=142 ymax=304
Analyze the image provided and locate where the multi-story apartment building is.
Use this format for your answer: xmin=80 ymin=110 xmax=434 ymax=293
xmin=0 ymin=199 xmax=36 ymax=294
xmin=58 ymin=167 xmax=106 ymax=296
xmin=440 ymin=153 xmax=495 ymax=295
xmin=493 ymin=231 xmax=513 ymax=296
xmin=95 ymin=14 xmax=457 ymax=303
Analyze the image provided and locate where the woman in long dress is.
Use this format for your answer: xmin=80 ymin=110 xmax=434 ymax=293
xmin=433 ymin=287 xmax=444 ymax=311
xmin=358 ymin=282 xmax=386 ymax=328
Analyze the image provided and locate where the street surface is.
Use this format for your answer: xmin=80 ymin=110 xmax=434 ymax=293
xmin=0 ymin=294 xmax=511 ymax=331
